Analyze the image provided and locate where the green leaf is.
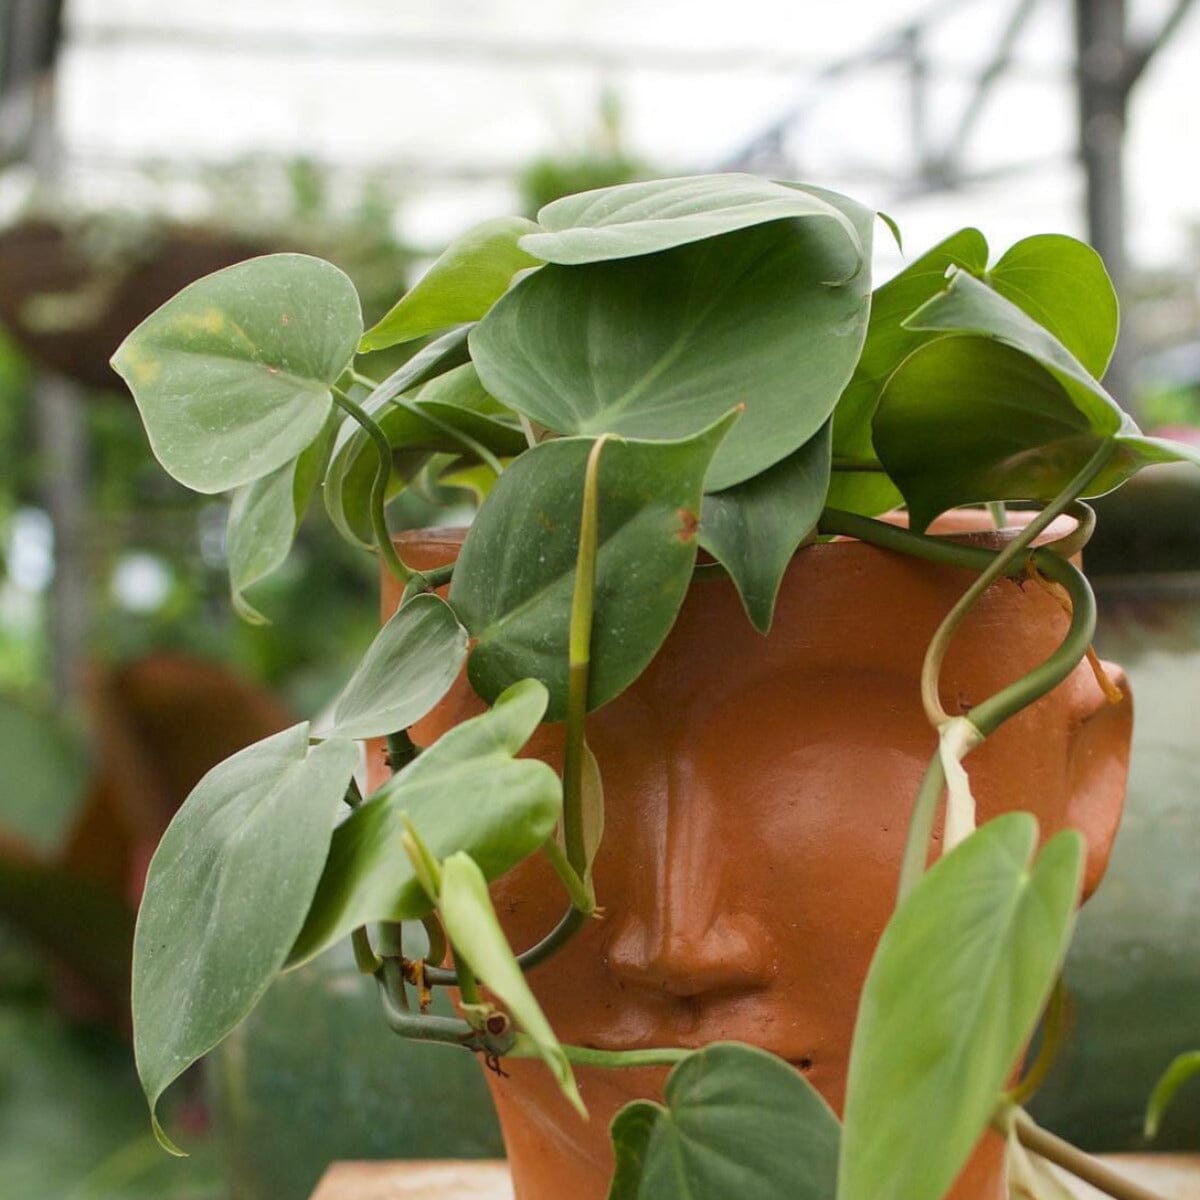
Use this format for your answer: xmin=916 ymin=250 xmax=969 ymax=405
xmin=289 ymin=680 xmax=560 ymax=967
xmin=699 ymin=419 xmax=831 ymax=633
xmin=521 ymin=172 xmax=861 ymax=265
xmin=906 ymin=268 xmax=1125 ymax=430
xmin=987 ymin=234 xmax=1119 ymax=379
xmin=438 ymin=851 xmax=582 ymax=1114
xmin=472 ymin=215 xmax=869 ymax=493
xmin=360 ymin=217 xmax=542 ymax=352
xmin=1144 ymin=1050 xmax=1200 ymax=1140
xmin=608 ymin=1043 xmax=840 ymax=1200
xmin=322 ymin=593 xmax=468 ymax=740
xmin=873 ymin=270 xmax=1200 ymax=527
xmin=828 ymin=227 xmax=988 ymax=515
xmin=133 ymin=725 xmax=358 ymax=1152
xmin=226 ymin=419 xmax=334 ymax=623
xmin=838 ymin=814 xmax=1085 ymax=1200
xmin=112 ymin=254 xmax=362 ymax=494
xmin=324 ymin=341 xmax=522 ymax=549
xmin=450 ymin=416 xmax=736 ymax=720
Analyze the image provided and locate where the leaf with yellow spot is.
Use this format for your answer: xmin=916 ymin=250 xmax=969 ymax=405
xmin=112 ymin=254 xmax=362 ymax=494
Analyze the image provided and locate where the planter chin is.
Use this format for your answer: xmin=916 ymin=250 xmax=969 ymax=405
xmin=382 ymin=519 xmax=1132 ymax=1200
xmin=109 ymin=173 xmax=1200 ymax=1200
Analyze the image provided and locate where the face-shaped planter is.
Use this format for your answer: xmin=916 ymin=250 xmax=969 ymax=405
xmin=384 ymin=518 xmax=1132 ymax=1200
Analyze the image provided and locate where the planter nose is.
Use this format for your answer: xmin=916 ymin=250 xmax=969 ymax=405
xmin=601 ymin=765 xmax=777 ymax=998
xmin=604 ymin=911 xmax=775 ymax=998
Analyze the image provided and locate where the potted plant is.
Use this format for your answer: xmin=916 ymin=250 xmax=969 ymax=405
xmin=112 ymin=174 xmax=1200 ymax=1200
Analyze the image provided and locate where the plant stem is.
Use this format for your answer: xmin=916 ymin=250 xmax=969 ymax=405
xmin=423 ymin=906 xmax=589 ymax=988
xmin=386 ymin=729 xmax=419 ymax=772
xmin=1007 ymin=1110 xmax=1168 ymax=1200
xmin=894 ymin=549 xmax=1099 ymax=898
xmin=919 ymin=444 xmax=1114 ymax=728
xmin=352 ymin=926 xmax=383 ymax=975
xmin=392 ymin=393 xmax=506 ymax=478
xmin=1008 ymin=977 xmax=1067 ymax=1107
xmin=821 ymin=510 xmax=1107 ymax=900
xmin=507 ymin=1034 xmax=691 ymax=1070
xmin=375 ymin=959 xmax=514 ymax=1056
xmin=542 ymin=837 xmax=594 ymax=914
xmin=331 ymin=386 xmax=412 ymax=582
xmin=420 ymin=913 xmax=448 ymax=969
xmin=400 ymin=562 xmax=455 ymax=606
xmin=452 ymin=945 xmax=482 ymax=1007
xmin=563 ymin=436 xmax=607 ymax=877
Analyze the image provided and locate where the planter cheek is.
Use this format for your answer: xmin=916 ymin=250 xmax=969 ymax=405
xmin=385 ymin=524 xmax=1132 ymax=1200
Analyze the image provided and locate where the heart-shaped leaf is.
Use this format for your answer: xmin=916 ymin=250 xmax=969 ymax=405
xmin=608 ymin=1043 xmax=840 ymax=1200
xmin=827 ymin=227 xmax=988 ymax=515
xmin=472 ymin=214 xmax=867 ymax=493
xmin=112 ymin=254 xmax=362 ymax=494
xmin=873 ymin=271 xmax=1200 ymax=528
xmin=838 ymin=814 xmax=1084 ymax=1200
xmin=520 ymin=172 xmax=860 ymax=264
xmin=987 ymin=233 xmax=1118 ymax=379
xmin=699 ymin=419 xmax=832 ymax=633
xmin=133 ymin=724 xmax=358 ymax=1151
xmin=290 ymin=679 xmax=560 ymax=966
xmin=226 ymin=418 xmax=334 ymax=623
xmin=450 ymin=416 xmax=736 ymax=720
xmin=438 ymin=851 xmax=582 ymax=1113
xmin=322 ymin=593 xmax=468 ymax=740
xmin=360 ymin=216 xmax=542 ymax=352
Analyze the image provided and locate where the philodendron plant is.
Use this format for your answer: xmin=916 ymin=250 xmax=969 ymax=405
xmin=114 ymin=174 xmax=1198 ymax=1200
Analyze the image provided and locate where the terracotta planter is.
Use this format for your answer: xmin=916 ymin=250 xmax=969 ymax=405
xmin=379 ymin=517 xmax=1133 ymax=1200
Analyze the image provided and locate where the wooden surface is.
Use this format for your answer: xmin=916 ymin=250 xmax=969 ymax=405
xmin=311 ymin=1161 xmax=512 ymax=1199
xmin=311 ymin=1156 xmax=1200 ymax=1199
xmin=1050 ymin=1154 xmax=1200 ymax=1199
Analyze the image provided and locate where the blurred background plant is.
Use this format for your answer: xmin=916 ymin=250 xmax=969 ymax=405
xmin=1 ymin=1 xmax=1198 ymax=1196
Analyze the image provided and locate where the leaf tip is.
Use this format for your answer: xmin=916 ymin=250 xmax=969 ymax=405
xmin=150 ymin=1109 xmax=189 ymax=1158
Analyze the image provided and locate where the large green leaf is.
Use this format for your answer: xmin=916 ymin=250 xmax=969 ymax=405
xmin=838 ymin=815 xmax=1084 ymax=1200
xmin=520 ymin=172 xmax=860 ymax=265
xmin=987 ymin=234 xmax=1118 ymax=379
xmin=472 ymin=215 xmax=868 ymax=492
xmin=112 ymin=254 xmax=362 ymax=494
xmin=360 ymin=217 xmax=542 ymax=352
xmin=699 ymin=419 xmax=831 ymax=633
xmin=450 ymin=417 xmax=735 ymax=720
xmin=323 ymin=593 xmax=468 ymax=740
xmin=438 ymin=851 xmax=582 ymax=1113
xmin=873 ymin=271 xmax=1200 ymax=528
xmin=608 ymin=1043 xmax=840 ymax=1200
xmin=226 ymin=418 xmax=334 ymax=623
xmin=290 ymin=680 xmax=560 ymax=966
xmin=827 ymin=228 xmax=988 ymax=515
xmin=133 ymin=725 xmax=358 ymax=1151
xmin=324 ymin=340 xmax=522 ymax=549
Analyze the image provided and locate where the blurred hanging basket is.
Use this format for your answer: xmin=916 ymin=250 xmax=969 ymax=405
xmin=0 ymin=218 xmax=265 ymax=391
